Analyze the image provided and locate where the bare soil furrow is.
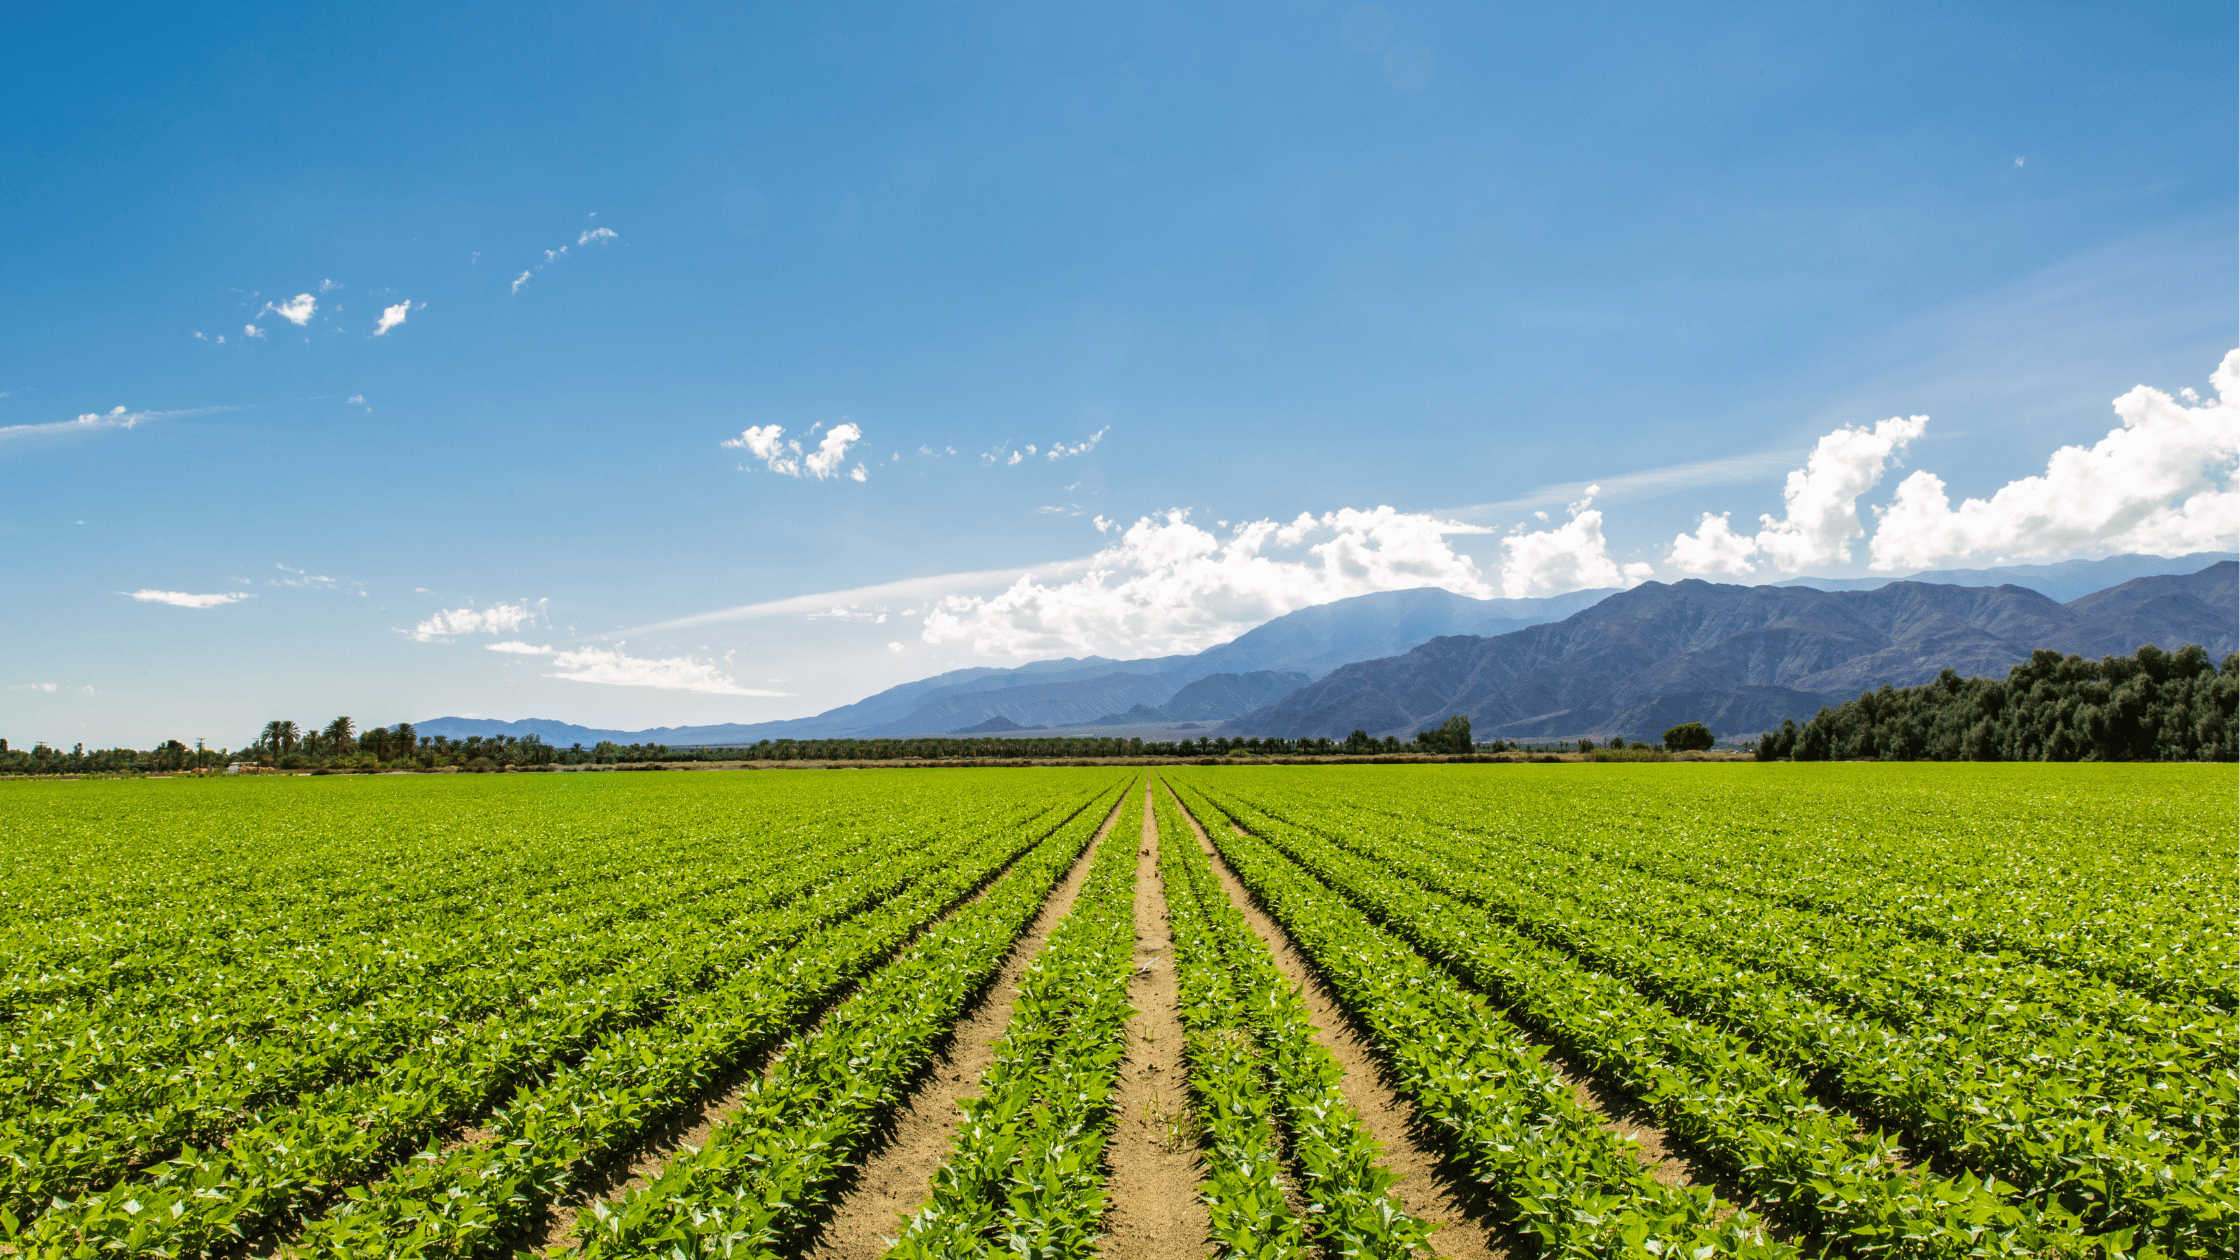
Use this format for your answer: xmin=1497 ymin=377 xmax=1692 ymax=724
xmin=800 ymin=787 xmax=1130 ymax=1259
xmin=1158 ymin=781 xmax=1520 ymax=1260
xmin=526 ymin=788 xmax=1133 ymax=1255
xmin=1094 ymin=785 xmax=1210 ymax=1260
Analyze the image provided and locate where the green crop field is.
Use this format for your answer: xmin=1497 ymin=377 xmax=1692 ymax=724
xmin=0 ymin=764 xmax=2230 ymax=1260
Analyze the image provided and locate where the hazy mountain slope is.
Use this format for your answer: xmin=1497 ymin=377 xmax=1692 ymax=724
xmin=1776 ymin=551 xmax=2235 ymax=602
xmin=1230 ymin=564 xmax=2238 ymax=741
xmin=1158 ymin=670 xmax=1312 ymax=719
xmin=859 ymin=670 xmax=1189 ymax=737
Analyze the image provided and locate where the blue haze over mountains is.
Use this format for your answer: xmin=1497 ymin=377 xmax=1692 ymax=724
xmin=418 ymin=553 xmax=2237 ymax=746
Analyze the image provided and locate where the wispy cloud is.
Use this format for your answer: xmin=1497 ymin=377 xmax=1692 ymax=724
xmin=372 ymin=300 xmax=413 ymax=336
xmin=1046 ymin=427 xmax=1108 ymax=460
xmin=722 ymin=421 xmax=866 ymax=481
xmin=272 ymin=563 xmax=340 ymax=589
xmin=485 ymin=640 xmax=785 ymax=695
xmin=1442 ymin=448 xmax=1806 ymax=519
xmin=0 ymin=404 xmax=225 ymax=445
xmin=242 ymin=323 xmax=266 ymax=340
xmin=129 ymin=590 xmax=254 ymax=609
xmin=511 ymin=218 xmax=620 ymax=294
xmin=8 ymin=683 xmax=59 ymax=693
xmin=409 ymin=597 xmax=546 ymax=642
xmin=610 ymin=562 xmax=1080 ymax=637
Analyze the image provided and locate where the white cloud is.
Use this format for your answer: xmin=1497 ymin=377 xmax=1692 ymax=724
xmin=887 ymin=641 xmax=904 ymax=652
xmin=318 ymin=278 xmax=342 ymax=292
xmin=346 ymin=394 xmax=370 ymax=411
xmin=1497 ymin=486 xmax=1654 ymax=598
xmin=409 ymin=598 xmax=546 ymax=642
xmin=921 ymin=505 xmax=1495 ymax=659
xmin=129 ymin=590 xmax=253 ymax=609
xmin=722 ymin=421 xmax=865 ymax=481
xmin=243 ymin=323 xmax=266 ymax=339
xmin=263 ymin=293 xmax=316 ymax=326
xmin=1046 ymin=427 xmax=1108 ymax=460
xmin=485 ymin=640 xmax=785 ymax=695
xmin=512 ymin=221 xmax=619 ymax=294
xmin=1868 ymin=349 xmax=2240 ymax=570
xmin=271 ymin=563 xmax=339 ymax=589
xmin=0 ymin=405 xmax=218 ymax=445
xmin=1667 ymin=416 xmax=1926 ymax=576
xmin=9 ymin=683 xmax=58 ymax=693
xmin=373 ymin=300 xmax=411 ymax=336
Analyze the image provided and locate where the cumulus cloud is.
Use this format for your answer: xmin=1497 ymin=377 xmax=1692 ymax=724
xmin=1868 ymin=349 xmax=2240 ymax=570
xmin=243 ymin=323 xmax=266 ymax=339
xmin=722 ymin=422 xmax=866 ymax=481
xmin=409 ymin=598 xmax=546 ymax=642
xmin=129 ymin=590 xmax=253 ymax=609
xmin=373 ymin=300 xmax=412 ymax=336
xmin=920 ymin=506 xmax=1494 ymax=659
xmin=485 ymin=640 xmax=785 ymax=695
xmin=1497 ymin=486 xmax=1654 ymax=598
xmin=1668 ymin=416 xmax=1926 ymax=576
xmin=263 ymin=293 xmax=317 ymax=326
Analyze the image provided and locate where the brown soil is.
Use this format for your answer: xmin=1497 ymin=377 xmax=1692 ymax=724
xmin=1171 ymin=789 xmax=1713 ymax=1193
xmin=800 ymin=788 xmax=1131 ymax=1258
xmin=1157 ymin=780 xmax=1521 ymax=1260
xmin=1093 ymin=784 xmax=1212 ymax=1259
xmin=528 ymin=788 xmax=1133 ymax=1255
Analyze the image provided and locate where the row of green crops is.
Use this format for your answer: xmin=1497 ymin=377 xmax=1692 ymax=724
xmin=0 ymin=771 xmax=1127 ymax=1258
xmin=885 ymin=781 xmax=1142 ymax=1258
xmin=1168 ymin=764 xmax=2236 ymax=1260
xmin=1152 ymin=780 xmax=1433 ymax=1260
xmin=573 ymin=778 xmax=1131 ymax=1259
xmin=1164 ymin=776 xmax=1782 ymax=1260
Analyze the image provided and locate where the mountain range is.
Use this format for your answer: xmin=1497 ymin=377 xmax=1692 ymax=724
xmin=415 ymin=552 xmax=2235 ymax=747
xmin=1230 ymin=561 xmax=2237 ymax=742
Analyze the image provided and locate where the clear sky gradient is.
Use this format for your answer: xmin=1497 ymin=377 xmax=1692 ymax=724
xmin=4 ymin=2 xmax=2233 ymax=747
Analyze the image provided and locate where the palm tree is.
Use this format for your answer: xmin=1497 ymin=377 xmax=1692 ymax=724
xmin=324 ymin=716 xmax=355 ymax=753
xmin=258 ymin=720 xmax=299 ymax=764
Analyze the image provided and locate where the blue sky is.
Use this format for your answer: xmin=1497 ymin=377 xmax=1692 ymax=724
xmin=3 ymin=2 xmax=2234 ymax=748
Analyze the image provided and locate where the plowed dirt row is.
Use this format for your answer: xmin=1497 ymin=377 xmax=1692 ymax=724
xmin=529 ymin=789 xmax=1133 ymax=1254
xmin=1094 ymin=783 xmax=1211 ymax=1259
xmin=800 ymin=787 xmax=1131 ymax=1258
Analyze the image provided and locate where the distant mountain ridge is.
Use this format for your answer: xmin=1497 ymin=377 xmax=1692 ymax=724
xmin=1227 ymin=561 xmax=2238 ymax=742
xmin=414 ymin=552 xmax=2235 ymax=746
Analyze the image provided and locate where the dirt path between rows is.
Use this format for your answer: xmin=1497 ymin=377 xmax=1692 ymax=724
xmin=1164 ymin=786 xmax=1715 ymax=1197
xmin=1094 ymin=783 xmax=1210 ymax=1260
xmin=529 ymin=788 xmax=1132 ymax=1255
xmin=1157 ymin=779 xmax=1519 ymax=1260
xmin=800 ymin=786 xmax=1133 ymax=1259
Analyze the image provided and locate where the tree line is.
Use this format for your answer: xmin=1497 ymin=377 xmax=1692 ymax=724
xmin=1 ymin=712 xmax=1633 ymax=776
xmin=1758 ymin=644 xmax=2237 ymax=762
